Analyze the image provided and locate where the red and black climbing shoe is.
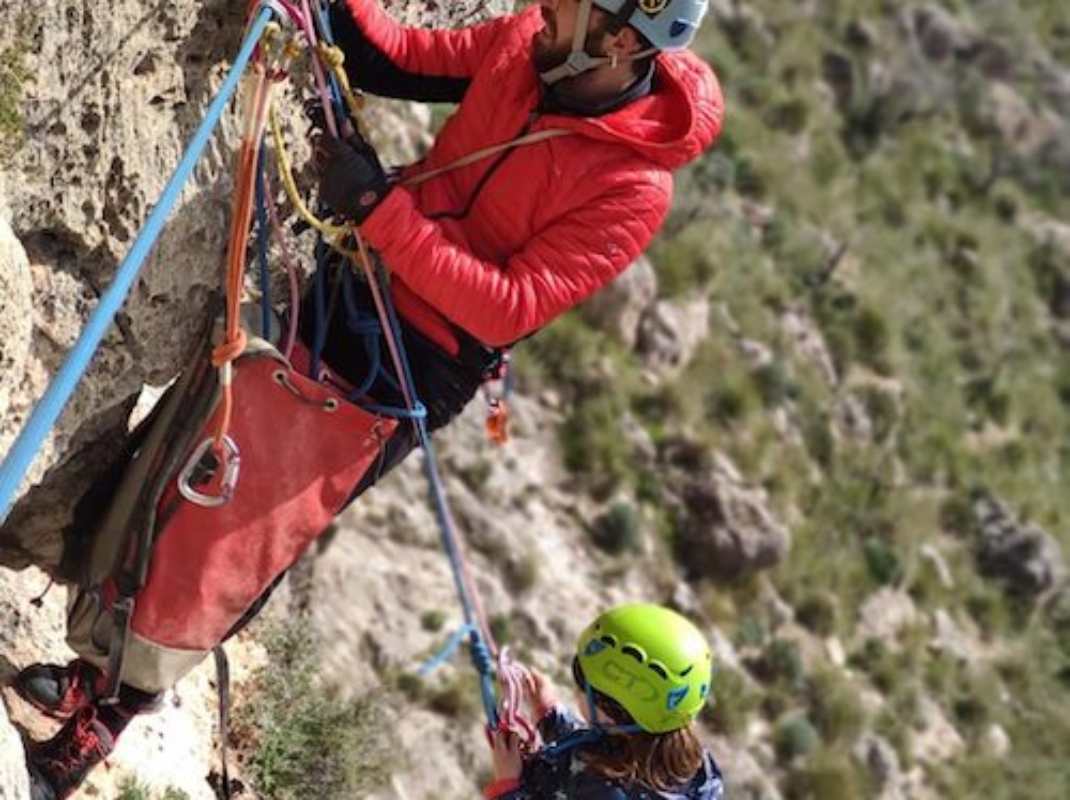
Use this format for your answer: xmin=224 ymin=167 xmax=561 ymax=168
xmin=26 ymin=705 xmax=116 ymax=800
xmin=14 ymin=661 xmax=104 ymax=721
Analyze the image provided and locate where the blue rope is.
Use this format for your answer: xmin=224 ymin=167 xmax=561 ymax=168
xmin=367 ymin=262 xmax=499 ymax=726
xmin=309 ymin=235 xmax=330 ymax=379
xmin=419 ymin=623 xmax=477 ymax=676
xmin=255 ymin=147 xmax=272 ymax=340
xmin=339 ymin=264 xmax=383 ymax=399
xmin=311 ymin=0 xmax=346 ymax=120
xmin=0 ymin=5 xmax=276 ymax=525
xmin=312 ymin=0 xmax=500 ymax=727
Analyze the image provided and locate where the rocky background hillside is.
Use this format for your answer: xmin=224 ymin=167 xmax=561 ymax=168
xmin=2 ymin=0 xmax=1070 ymax=798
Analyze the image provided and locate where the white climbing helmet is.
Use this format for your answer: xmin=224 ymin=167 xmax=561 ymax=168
xmin=539 ymin=0 xmax=709 ymax=84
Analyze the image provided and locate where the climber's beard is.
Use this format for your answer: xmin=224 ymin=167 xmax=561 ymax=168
xmin=532 ymin=7 xmax=608 ymax=77
xmin=533 ymin=36 xmax=573 ymax=74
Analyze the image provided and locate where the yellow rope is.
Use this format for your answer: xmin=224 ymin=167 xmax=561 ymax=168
xmin=315 ymin=43 xmax=367 ymax=135
xmin=261 ymin=34 xmax=376 ymax=261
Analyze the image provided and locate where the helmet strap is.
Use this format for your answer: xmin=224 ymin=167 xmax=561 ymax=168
xmin=585 ymin=682 xmax=599 ymax=726
xmin=538 ymin=0 xmax=657 ymax=85
xmin=585 ymin=682 xmax=645 ymax=736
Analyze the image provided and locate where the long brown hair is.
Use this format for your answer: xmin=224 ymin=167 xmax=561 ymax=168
xmin=577 ymin=685 xmax=704 ymax=791
xmin=581 ymin=724 xmax=705 ymax=791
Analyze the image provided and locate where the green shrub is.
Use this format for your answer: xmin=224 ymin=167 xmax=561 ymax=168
xmin=590 ymin=502 xmax=642 ymax=555
xmin=116 ymin=777 xmax=152 ymax=800
xmin=863 ymin=536 xmax=903 ymax=585
xmin=853 ymin=306 xmax=892 ymax=373
xmin=775 ymin=714 xmax=820 ymax=762
xmin=801 ymin=410 xmax=835 ymax=469
xmin=765 ymin=97 xmax=811 ymax=134
xmin=560 ymin=395 xmax=635 ymax=496
xmin=0 ymin=41 xmax=31 ymax=162
xmin=700 ymin=665 xmax=760 ymax=737
xmin=489 ymin=613 xmax=511 ymax=645
xmin=705 ymin=380 xmax=754 ymax=425
xmin=396 ymin=672 xmax=424 ymax=701
xmin=648 ymin=228 xmax=719 ymax=297
xmin=237 ymin=622 xmax=395 ymax=799
xmin=1049 ymin=588 xmax=1070 ymax=658
xmin=427 ymin=675 xmax=481 ymax=720
xmin=504 ymin=552 xmax=541 ymax=594
xmin=754 ymin=639 xmax=806 ymax=690
xmin=965 ymin=586 xmax=1011 ymax=637
xmin=735 ymin=614 xmax=767 ymax=649
xmin=808 ymin=669 xmax=867 ymax=745
xmin=420 ymin=610 xmax=446 ymax=633
xmin=516 ymin=312 xmax=605 ymax=398
xmin=939 ymin=491 xmax=977 ymax=536
xmin=795 ymin=591 xmax=840 ymax=637
xmin=850 ymin=638 xmax=904 ymax=695
xmin=753 ymin=361 xmax=796 ymax=407
xmin=875 ymin=707 xmax=915 ymax=770
xmin=786 ymin=749 xmax=868 ymax=800
xmin=860 ymin=386 xmax=898 ymax=443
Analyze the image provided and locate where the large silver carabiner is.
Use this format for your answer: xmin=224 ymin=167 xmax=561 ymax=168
xmin=177 ymin=436 xmax=241 ymax=508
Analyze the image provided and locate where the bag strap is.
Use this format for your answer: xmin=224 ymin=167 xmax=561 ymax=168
xmin=400 ymin=129 xmax=573 ymax=188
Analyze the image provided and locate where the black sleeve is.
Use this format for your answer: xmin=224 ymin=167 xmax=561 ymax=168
xmin=328 ymin=2 xmax=471 ymax=103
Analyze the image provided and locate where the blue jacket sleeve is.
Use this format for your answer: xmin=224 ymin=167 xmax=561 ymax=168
xmin=538 ymin=705 xmax=585 ymax=743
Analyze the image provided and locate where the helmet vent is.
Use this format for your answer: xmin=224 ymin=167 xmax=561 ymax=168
xmin=600 ymin=635 xmax=618 ymax=648
xmin=621 ymin=645 xmax=644 ymax=663
xmin=679 ymin=665 xmax=693 ymax=677
xmin=648 ymin=663 xmax=668 ymax=680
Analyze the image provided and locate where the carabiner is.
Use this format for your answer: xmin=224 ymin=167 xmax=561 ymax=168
xmin=178 ymin=436 xmax=241 ymax=508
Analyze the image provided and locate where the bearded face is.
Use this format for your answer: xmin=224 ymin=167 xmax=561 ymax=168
xmin=532 ymin=0 xmax=613 ymax=75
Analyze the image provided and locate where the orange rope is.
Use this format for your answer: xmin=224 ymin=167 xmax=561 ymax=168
xmin=210 ymin=64 xmax=276 ymax=449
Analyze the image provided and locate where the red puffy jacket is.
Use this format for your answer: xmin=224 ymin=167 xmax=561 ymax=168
xmin=347 ymin=0 xmax=724 ymax=355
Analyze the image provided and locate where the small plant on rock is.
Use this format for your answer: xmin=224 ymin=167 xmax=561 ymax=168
xmin=590 ymin=501 xmax=642 ymax=555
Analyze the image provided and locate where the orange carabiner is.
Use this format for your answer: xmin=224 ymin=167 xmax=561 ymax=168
xmin=485 ymin=399 xmax=510 ymax=446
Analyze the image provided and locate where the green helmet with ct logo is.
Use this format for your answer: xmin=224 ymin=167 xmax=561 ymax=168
xmin=576 ymin=603 xmax=713 ymax=733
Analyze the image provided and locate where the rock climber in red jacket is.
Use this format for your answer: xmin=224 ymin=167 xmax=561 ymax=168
xmin=302 ymin=0 xmax=723 ymax=475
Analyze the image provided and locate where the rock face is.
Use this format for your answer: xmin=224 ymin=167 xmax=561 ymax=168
xmin=675 ymin=453 xmax=791 ymax=581
xmin=0 ymin=567 xmax=70 ymax=800
xmin=854 ymin=733 xmax=902 ymax=799
xmin=0 ymin=217 xmax=32 ymax=436
xmin=0 ymin=707 xmax=29 ymax=800
xmin=637 ymin=295 xmax=710 ymax=374
xmin=0 ymin=702 xmax=28 ymax=800
xmin=580 ymin=256 xmax=658 ymax=348
xmin=0 ymin=0 xmax=257 ymax=571
xmin=973 ymin=493 xmax=1065 ymax=597
xmin=857 ymin=589 xmax=919 ymax=644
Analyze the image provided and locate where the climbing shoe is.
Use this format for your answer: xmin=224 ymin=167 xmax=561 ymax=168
xmin=14 ymin=661 xmax=104 ymax=720
xmin=26 ymin=706 xmax=116 ymax=800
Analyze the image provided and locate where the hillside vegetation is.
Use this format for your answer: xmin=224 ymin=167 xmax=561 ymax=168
xmin=514 ymin=1 xmax=1070 ymax=797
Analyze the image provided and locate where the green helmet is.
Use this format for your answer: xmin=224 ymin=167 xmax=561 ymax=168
xmin=576 ymin=603 xmax=712 ymax=733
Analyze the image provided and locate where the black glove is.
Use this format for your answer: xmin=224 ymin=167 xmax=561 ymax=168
xmin=313 ymin=132 xmax=390 ymax=224
xmin=307 ymin=100 xmax=389 ymax=224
